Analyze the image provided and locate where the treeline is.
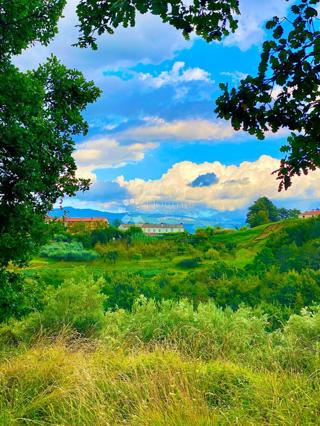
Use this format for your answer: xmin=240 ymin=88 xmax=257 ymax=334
xmin=246 ymin=197 xmax=300 ymax=227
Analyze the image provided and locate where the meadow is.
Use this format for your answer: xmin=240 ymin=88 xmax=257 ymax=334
xmin=1 ymin=218 xmax=320 ymax=425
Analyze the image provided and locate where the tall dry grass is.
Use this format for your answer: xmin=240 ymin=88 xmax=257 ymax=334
xmin=0 ymin=337 xmax=319 ymax=425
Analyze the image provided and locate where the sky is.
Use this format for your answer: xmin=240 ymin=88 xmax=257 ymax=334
xmin=16 ymin=0 xmax=320 ymax=217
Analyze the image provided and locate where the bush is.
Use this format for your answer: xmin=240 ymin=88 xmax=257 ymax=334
xmin=102 ymin=250 xmax=120 ymax=263
xmin=178 ymin=257 xmax=202 ymax=269
xmin=2 ymin=275 xmax=106 ymax=340
xmin=204 ymin=248 xmax=220 ymax=260
xmin=40 ymin=241 xmax=99 ymax=261
xmin=102 ymin=272 xmax=157 ymax=310
xmin=103 ymin=298 xmax=269 ymax=362
xmin=0 ymin=271 xmax=45 ymax=322
xmin=209 ymin=261 xmax=241 ymax=280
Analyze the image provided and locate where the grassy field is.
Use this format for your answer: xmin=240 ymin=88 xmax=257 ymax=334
xmin=1 ymin=296 xmax=320 ymax=425
xmin=21 ymin=222 xmax=283 ymax=281
xmin=1 ymin=341 xmax=319 ymax=426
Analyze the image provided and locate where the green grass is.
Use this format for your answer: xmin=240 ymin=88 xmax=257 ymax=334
xmin=20 ymin=222 xmax=287 ymax=284
xmin=1 ymin=296 xmax=320 ymax=425
xmin=1 ymin=341 xmax=319 ymax=426
xmin=212 ymin=222 xmax=282 ymax=247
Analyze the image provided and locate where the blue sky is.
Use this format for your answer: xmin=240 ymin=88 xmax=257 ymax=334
xmin=15 ymin=0 xmax=320 ymax=216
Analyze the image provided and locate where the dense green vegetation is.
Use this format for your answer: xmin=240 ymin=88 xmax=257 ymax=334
xmin=246 ymin=197 xmax=300 ymax=227
xmin=1 ymin=281 xmax=320 ymax=424
xmin=18 ymin=218 xmax=320 ymax=318
xmin=0 ymin=217 xmax=319 ymax=424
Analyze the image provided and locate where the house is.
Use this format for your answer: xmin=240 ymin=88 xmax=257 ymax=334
xmin=299 ymin=210 xmax=320 ymax=219
xmin=54 ymin=217 xmax=109 ymax=232
xmin=119 ymin=223 xmax=185 ymax=236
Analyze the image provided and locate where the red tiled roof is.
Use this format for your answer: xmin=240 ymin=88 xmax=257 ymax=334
xmin=301 ymin=210 xmax=320 ymax=216
xmin=56 ymin=217 xmax=108 ymax=223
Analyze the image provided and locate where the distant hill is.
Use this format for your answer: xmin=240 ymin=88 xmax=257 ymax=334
xmin=50 ymin=207 xmax=246 ymax=232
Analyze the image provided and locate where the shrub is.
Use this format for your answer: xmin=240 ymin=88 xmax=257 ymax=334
xmin=103 ymin=298 xmax=269 ymax=362
xmin=40 ymin=241 xmax=99 ymax=261
xmin=209 ymin=261 xmax=241 ymax=280
xmin=102 ymin=250 xmax=120 ymax=263
xmin=102 ymin=272 xmax=156 ymax=310
xmin=204 ymin=248 xmax=220 ymax=260
xmin=2 ymin=275 xmax=106 ymax=340
xmin=0 ymin=271 xmax=45 ymax=322
xmin=178 ymin=257 xmax=202 ymax=269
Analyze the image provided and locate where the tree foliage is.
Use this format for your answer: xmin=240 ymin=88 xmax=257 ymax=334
xmin=247 ymin=197 xmax=280 ymax=228
xmin=246 ymin=197 xmax=300 ymax=227
xmin=0 ymin=2 xmax=100 ymax=267
xmin=0 ymin=0 xmax=66 ymax=58
xmin=76 ymin=0 xmax=240 ymax=49
xmin=216 ymin=0 xmax=320 ymax=189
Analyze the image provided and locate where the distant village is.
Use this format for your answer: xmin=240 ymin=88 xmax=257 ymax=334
xmin=51 ymin=208 xmax=320 ymax=235
xmin=53 ymin=216 xmax=185 ymax=236
xmin=299 ymin=209 xmax=320 ymax=219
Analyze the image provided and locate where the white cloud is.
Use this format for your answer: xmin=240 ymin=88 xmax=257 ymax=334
xmin=14 ymin=0 xmax=192 ymax=79
xmin=118 ymin=116 xmax=290 ymax=143
xmin=119 ymin=119 xmax=236 ymax=142
xmin=74 ymin=137 xmax=157 ymax=180
xmin=224 ymin=0 xmax=292 ymax=51
xmin=221 ymin=71 xmax=248 ymax=85
xmin=116 ymin=156 xmax=320 ymax=211
xmin=138 ymin=61 xmax=212 ymax=88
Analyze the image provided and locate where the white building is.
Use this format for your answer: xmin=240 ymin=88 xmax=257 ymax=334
xmin=119 ymin=223 xmax=185 ymax=235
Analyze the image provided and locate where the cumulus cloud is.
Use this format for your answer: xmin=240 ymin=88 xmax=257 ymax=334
xmin=116 ymin=156 xmax=320 ymax=211
xmin=74 ymin=137 xmax=157 ymax=180
xmin=138 ymin=61 xmax=212 ymax=88
xmin=119 ymin=118 xmax=236 ymax=142
xmin=101 ymin=61 xmax=213 ymax=103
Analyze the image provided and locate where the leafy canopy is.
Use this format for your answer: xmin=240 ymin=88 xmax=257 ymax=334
xmin=76 ymin=0 xmax=240 ymax=49
xmin=216 ymin=0 xmax=320 ymax=189
xmin=0 ymin=0 xmax=67 ymax=58
xmin=0 ymin=2 xmax=100 ymax=267
xmin=246 ymin=197 xmax=300 ymax=228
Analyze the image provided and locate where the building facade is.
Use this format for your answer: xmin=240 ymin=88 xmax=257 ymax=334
xmin=119 ymin=223 xmax=185 ymax=236
xmin=299 ymin=210 xmax=320 ymax=219
xmin=55 ymin=217 xmax=109 ymax=232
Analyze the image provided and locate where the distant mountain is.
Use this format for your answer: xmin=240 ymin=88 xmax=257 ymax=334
xmin=50 ymin=207 xmax=246 ymax=232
